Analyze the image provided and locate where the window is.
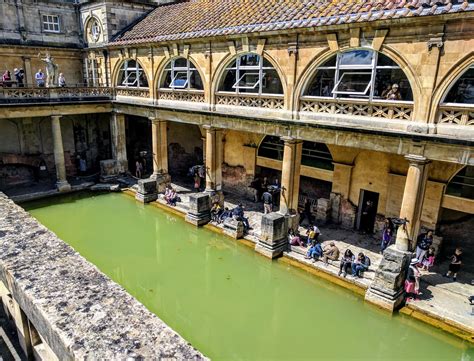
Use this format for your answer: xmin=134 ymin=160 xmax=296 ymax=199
xmin=304 ymin=49 xmax=413 ymax=101
xmin=90 ymin=19 xmax=101 ymax=42
xmin=160 ymin=58 xmax=203 ymax=90
xmin=42 ymin=15 xmax=60 ymax=33
xmin=446 ymin=166 xmax=474 ymax=200
xmin=219 ymin=54 xmax=283 ymax=95
xmin=444 ymin=66 xmax=474 ymax=104
xmin=118 ymin=60 xmax=148 ymax=88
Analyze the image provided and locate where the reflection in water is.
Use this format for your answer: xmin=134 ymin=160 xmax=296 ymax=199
xmin=25 ymin=193 xmax=473 ymax=361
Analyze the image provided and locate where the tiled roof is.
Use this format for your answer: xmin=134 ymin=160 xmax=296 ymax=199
xmin=111 ymin=0 xmax=474 ymax=45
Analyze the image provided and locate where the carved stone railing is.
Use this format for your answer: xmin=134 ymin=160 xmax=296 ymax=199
xmin=437 ymin=104 xmax=474 ymax=126
xmin=299 ymin=97 xmax=414 ymax=121
xmin=158 ymin=89 xmax=205 ymax=103
xmin=215 ymin=92 xmax=285 ymax=110
xmin=0 ymin=86 xmax=113 ymax=104
xmin=115 ymin=87 xmax=150 ymax=99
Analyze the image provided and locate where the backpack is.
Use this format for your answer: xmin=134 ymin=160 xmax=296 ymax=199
xmin=364 ymin=256 xmax=371 ymax=268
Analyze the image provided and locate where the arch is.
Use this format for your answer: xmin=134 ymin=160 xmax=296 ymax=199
xmin=212 ymin=51 xmax=287 ymax=98
xmin=156 ymin=56 xmax=205 ymax=91
xmin=295 ymin=47 xmax=420 ymax=112
xmin=257 ymin=135 xmax=333 ymax=170
xmin=114 ymin=58 xmax=149 ymax=88
xmin=445 ymin=165 xmax=474 ymax=200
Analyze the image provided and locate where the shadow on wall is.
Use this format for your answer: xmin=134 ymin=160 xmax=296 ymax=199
xmin=168 ymin=143 xmax=202 ymax=177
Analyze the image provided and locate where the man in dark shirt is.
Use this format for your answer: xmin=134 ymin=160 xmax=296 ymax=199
xmin=415 ymin=230 xmax=433 ymax=263
xmin=262 ymin=190 xmax=273 ymax=214
xmin=233 ymin=203 xmax=250 ymax=231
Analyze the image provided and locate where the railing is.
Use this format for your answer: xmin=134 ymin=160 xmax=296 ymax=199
xmin=115 ymin=87 xmax=150 ymax=99
xmin=0 ymin=86 xmax=113 ymax=104
xmin=437 ymin=104 xmax=474 ymax=126
xmin=299 ymin=97 xmax=414 ymax=121
xmin=215 ymin=92 xmax=285 ymax=110
xmin=158 ymin=89 xmax=205 ymax=103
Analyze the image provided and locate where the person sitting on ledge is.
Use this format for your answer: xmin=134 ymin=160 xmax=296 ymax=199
xmin=322 ymin=242 xmax=340 ymax=266
xmin=305 ymin=239 xmax=323 ymax=262
xmin=288 ymin=228 xmax=305 ymax=247
xmin=338 ymin=249 xmax=354 ymax=278
xmin=233 ymin=203 xmax=250 ymax=231
xmin=210 ymin=202 xmax=223 ymax=223
xmin=351 ymin=252 xmax=371 ymax=278
xmin=165 ymin=187 xmax=178 ymax=206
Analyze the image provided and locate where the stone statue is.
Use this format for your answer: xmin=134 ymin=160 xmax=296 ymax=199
xmin=38 ymin=53 xmax=58 ymax=87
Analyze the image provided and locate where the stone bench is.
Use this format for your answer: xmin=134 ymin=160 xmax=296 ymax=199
xmin=223 ymin=218 xmax=244 ymax=239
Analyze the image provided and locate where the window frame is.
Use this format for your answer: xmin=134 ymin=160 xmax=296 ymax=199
xmin=161 ymin=58 xmax=203 ymax=91
xmin=332 ymin=71 xmax=373 ymax=96
xmin=441 ymin=65 xmax=474 ymax=106
xmin=42 ymin=14 xmax=61 ymax=33
xmin=119 ymin=60 xmax=148 ymax=88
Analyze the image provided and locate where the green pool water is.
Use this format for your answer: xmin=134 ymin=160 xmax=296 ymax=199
xmin=24 ymin=193 xmax=473 ymax=361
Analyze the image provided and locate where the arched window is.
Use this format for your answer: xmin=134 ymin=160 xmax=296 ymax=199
xmin=304 ymin=49 xmax=412 ymax=101
xmin=258 ymin=136 xmax=333 ymax=170
xmin=160 ymin=58 xmax=203 ymax=90
xmin=443 ymin=66 xmax=474 ymax=104
xmin=446 ymin=166 xmax=474 ymax=200
xmin=218 ymin=54 xmax=283 ymax=95
xmin=118 ymin=60 xmax=148 ymax=88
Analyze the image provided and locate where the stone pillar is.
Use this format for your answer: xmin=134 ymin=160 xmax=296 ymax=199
xmin=51 ymin=115 xmax=71 ymax=192
xmin=110 ymin=112 xmax=128 ymax=173
xmin=185 ymin=193 xmax=211 ymax=226
xmin=150 ymin=118 xmax=170 ymax=192
xmin=255 ymin=212 xmax=288 ymax=259
xmin=395 ymin=155 xmax=430 ymax=251
xmin=135 ymin=178 xmax=158 ymax=203
xmin=279 ymin=137 xmax=302 ymax=215
xmin=204 ymin=126 xmax=223 ymax=192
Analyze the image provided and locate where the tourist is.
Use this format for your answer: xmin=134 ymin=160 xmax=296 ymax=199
xmin=385 ymin=83 xmax=402 ymax=101
xmin=305 ymin=240 xmax=323 ymax=262
xmin=262 ymin=189 xmax=273 ymax=214
xmin=2 ymin=70 xmax=12 ymax=87
xmin=405 ymin=258 xmax=421 ymax=301
xmin=210 ymin=202 xmax=222 ymax=222
xmin=233 ymin=203 xmax=250 ymax=231
xmin=261 ymin=177 xmax=269 ymax=194
xmin=360 ymin=200 xmax=375 ymax=234
xmin=288 ymin=228 xmax=305 ymax=247
xmin=299 ymin=198 xmax=312 ymax=225
xmin=421 ymin=247 xmax=435 ymax=271
xmin=444 ymin=248 xmax=462 ymax=282
xmin=166 ymin=188 xmax=178 ymax=206
xmin=415 ymin=230 xmax=433 ymax=263
xmin=58 ymin=73 xmax=66 ymax=87
xmin=351 ymin=252 xmax=371 ymax=278
xmin=193 ymin=173 xmax=201 ymax=192
xmin=197 ymin=165 xmax=205 ymax=191
xmin=380 ymin=227 xmax=392 ymax=253
xmin=135 ymin=159 xmax=143 ymax=178
xmin=322 ymin=242 xmax=340 ymax=265
xmin=219 ymin=207 xmax=232 ymax=223
xmin=338 ymin=249 xmax=354 ymax=277
xmin=35 ymin=69 xmax=45 ymax=87
xmin=250 ymin=177 xmax=262 ymax=202
xmin=14 ymin=68 xmax=24 ymax=87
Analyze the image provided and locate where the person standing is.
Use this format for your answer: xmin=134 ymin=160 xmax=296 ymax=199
xmin=380 ymin=227 xmax=392 ymax=254
xmin=197 ymin=165 xmax=205 ymax=191
xmin=415 ymin=230 xmax=433 ymax=263
xmin=405 ymin=258 xmax=421 ymax=301
xmin=14 ymin=68 xmax=24 ymax=87
xmin=58 ymin=73 xmax=66 ymax=87
xmin=250 ymin=177 xmax=262 ymax=203
xmin=2 ymin=70 xmax=12 ymax=87
xmin=444 ymin=248 xmax=463 ymax=282
xmin=35 ymin=69 xmax=45 ymax=87
xmin=135 ymin=159 xmax=142 ymax=178
xmin=262 ymin=189 xmax=273 ymax=214
xmin=193 ymin=173 xmax=201 ymax=192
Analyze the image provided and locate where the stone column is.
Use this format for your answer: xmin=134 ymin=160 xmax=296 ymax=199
xmin=150 ymin=118 xmax=171 ymax=192
xmin=51 ymin=115 xmax=71 ymax=192
xmin=204 ymin=126 xmax=223 ymax=192
xmin=279 ymin=137 xmax=302 ymax=216
xmin=110 ymin=112 xmax=128 ymax=173
xmin=395 ymin=155 xmax=430 ymax=251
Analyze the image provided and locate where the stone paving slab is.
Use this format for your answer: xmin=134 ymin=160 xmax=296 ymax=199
xmin=0 ymin=193 xmax=206 ymax=360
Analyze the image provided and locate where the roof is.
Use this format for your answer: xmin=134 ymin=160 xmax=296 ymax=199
xmin=111 ymin=0 xmax=474 ymax=46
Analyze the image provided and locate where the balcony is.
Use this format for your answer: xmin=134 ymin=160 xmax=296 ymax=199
xmin=0 ymin=86 xmax=113 ymax=104
xmin=438 ymin=104 xmax=474 ymax=126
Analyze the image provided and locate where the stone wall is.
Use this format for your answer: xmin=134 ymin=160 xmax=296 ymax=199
xmin=0 ymin=192 xmax=206 ymax=359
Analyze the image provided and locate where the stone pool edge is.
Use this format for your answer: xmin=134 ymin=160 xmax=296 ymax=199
xmin=129 ymin=190 xmax=474 ymax=344
xmin=0 ymin=192 xmax=209 ymax=360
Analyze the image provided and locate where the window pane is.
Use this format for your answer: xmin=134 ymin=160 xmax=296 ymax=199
xmin=339 ymin=50 xmax=374 ymax=66
xmin=235 ymin=71 xmax=260 ymax=92
xmin=240 ymin=54 xmax=260 ymax=67
xmin=171 ymin=72 xmax=188 ymax=88
xmin=377 ymin=53 xmax=398 ymax=67
xmin=446 ymin=166 xmax=474 ymax=200
xmin=219 ymin=69 xmax=236 ymax=92
xmin=301 ymin=141 xmax=334 ymax=170
xmin=174 ymin=58 xmax=187 ymax=68
xmin=189 ymin=70 xmax=203 ymax=90
xmin=444 ymin=67 xmax=474 ymax=104
xmin=258 ymin=136 xmax=284 ymax=160
xmin=261 ymin=69 xmax=283 ymax=94
xmin=139 ymin=72 xmax=148 ymax=87
xmin=374 ymin=68 xmax=412 ymax=101
xmin=161 ymin=70 xmax=172 ymax=88
xmin=334 ymin=71 xmax=371 ymax=95
xmin=305 ymin=69 xmax=336 ymax=97
xmin=320 ymin=56 xmax=337 ymax=67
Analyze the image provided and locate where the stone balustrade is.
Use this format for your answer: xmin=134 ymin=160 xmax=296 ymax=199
xmin=215 ymin=92 xmax=285 ymax=110
xmin=158 ymin=89 xmax=205 ymax=103
xmin=437 ymin=104 xmax=474 ymax=126
xmin=299 ymin=97 xmax=414 ymax=121
xmin=115 ymin=87 xmax=150 ymax=99
xmin=0 ymin=86 xmax=113 ymax=103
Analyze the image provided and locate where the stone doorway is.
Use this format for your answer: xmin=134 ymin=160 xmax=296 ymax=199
xmin=356 ymin=189 xmax=379 ymax=233
xmin=125 ymin=116 xmax=152 ymax=177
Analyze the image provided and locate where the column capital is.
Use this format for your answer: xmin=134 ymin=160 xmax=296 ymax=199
xmin=149 ymin=117 xmax=166 ymax=124
xmin=404 ymin=154 xmax=430 ymax=166
xmin=51 ymin=114 xmax=62 ymax=120
xmin=280 ymin=136 xmax=302 ymax=145
xmin=203 ymin=125 xmax=223 ymax=132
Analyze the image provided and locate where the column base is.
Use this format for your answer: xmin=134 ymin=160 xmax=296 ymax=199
xmin=135 ymin=178 xmax=158 ymax=204
xmin=56 ymin=181 xmax=71 ymax=192
xmin=365 ymin=245 xmax=412 ymax=312
xmin=256 ymin=212 xmax=288 ymax=259
xmin=185 ymin=193 xmax=211 ymax=227
xmin=255 ymin=238 xmax=287 ymax=259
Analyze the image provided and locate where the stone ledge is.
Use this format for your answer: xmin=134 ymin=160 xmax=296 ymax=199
xmin=0 ymin=193 xmax=207 ymax=360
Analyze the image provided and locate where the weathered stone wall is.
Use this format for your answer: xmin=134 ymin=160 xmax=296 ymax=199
xmin=0 ymin=193 xmax=206 ymax=359
xmin=167 ymin=122 xmax=203 ymax=176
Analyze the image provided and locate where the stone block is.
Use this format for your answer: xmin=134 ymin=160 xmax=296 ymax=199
xmin=151 ymin=173 xmax=171 ymax=193
xmin=330 ymin=193 xmax=342 ymax=224
xmin=223 ymin=218 xmax=244 ymax=239
xmin=365 ymin=245 xmax=412 ymax=312
xmin=255 ymin=212 xmax=288 ymax=259
xmin=135 ymin=178 xmax=158 ymax=203
xmin=99 ymin=159 xmax=119 ymax=182
xmin=315 ymin=197 xmax=331 ymax=224
xmin=185 ymin=193 xmax=211 ymax=226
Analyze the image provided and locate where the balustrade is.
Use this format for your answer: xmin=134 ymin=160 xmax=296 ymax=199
xmin=215 ymin=92 xmax=284 ymax=110
xmin=158 ymin=89 xmax=205 ymax=103
xmin=115 ymin=87 xmax=150 ymax=99
xmin=437 ymin=104 xmax=474 ymax=126
xmin=0 ymin=86 xmax=113 ymax=103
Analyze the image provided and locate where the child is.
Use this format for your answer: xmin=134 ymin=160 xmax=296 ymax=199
xmin=421 ymin=247 xmax=435 ymax=271
xmin=193 ymin=173 xmax=201 ymax=192
xmin=444 ymin=248 xmax=462 ymax=282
